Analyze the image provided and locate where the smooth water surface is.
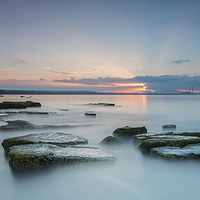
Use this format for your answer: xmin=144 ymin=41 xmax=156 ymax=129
xmin=0 ymin=95 xmax=200 ymax=200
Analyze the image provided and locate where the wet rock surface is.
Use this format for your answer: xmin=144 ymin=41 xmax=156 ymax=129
xmin=2 ymin=132 xmax=116 ymax=171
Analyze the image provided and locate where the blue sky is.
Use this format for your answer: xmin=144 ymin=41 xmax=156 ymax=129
xmin=1 ymin=0 xmax=200 ymax=93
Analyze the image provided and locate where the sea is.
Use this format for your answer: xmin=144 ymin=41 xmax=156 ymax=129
xmin=0 ymin=94 xmax=200 ymax=200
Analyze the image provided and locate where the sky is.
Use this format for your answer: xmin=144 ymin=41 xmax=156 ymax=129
xmin=1 ymin=0 xmax=200 ymax=93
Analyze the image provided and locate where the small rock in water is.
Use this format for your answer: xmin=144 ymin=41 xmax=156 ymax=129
xmin=85 ymin=111 xmax=96 ymax=116
xmin=162 ymin=124 xmax=176 ymax=129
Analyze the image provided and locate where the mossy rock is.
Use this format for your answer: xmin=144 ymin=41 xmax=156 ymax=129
xmin=99 ymin=136 xmax=122 ymax=145
xmin=113 ymin=126 xmax=147 ymax=140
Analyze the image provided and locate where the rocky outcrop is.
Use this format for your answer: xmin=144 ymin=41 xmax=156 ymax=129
xmin=99 ymin=136 xmax=122 ymax=145
xmin=113 ymin=126 xmax=147 ymax=140
xmin=2 ymin=132 xmax=116 ymax=171
xmin=0 ymin=101 xmax=41 ymax=109
xmin=133 ymin=132 xmax=200 ymax=160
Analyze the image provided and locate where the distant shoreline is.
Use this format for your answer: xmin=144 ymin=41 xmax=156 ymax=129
xmin=0 ymin=89 xmax=198 ymax=95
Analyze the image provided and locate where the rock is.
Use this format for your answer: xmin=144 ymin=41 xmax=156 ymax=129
xmin=60 ymin=109 xmax=68 ymax=111
xmin=99 ymin=136 xmax=122 ymax=145
xmin=162 ymin=124 xmax=176 ymax=130
xmin=89 ymin=103 xmax=115 ymax=106
xmin=0 ymin=120 xmax=36 ymax=130
xmin=2 ymin=132 xmax=88 ymax=153
xmin=113 ymin=126 xmax=147 ymax=140
xmin=2 ymin=132 xmax=116 ymax=171
xmin=132 ymin=131 xmax=200 ymax=160
xmin=85 ymin=111 xmax=96 ymax=116
xmin=18 ymin=111 xmax=49 ymax=114
xmin=0 ymin=101 xmax=41 ymax=109
xmin=139 ymin=135 xmax=200 ymax=154
xmin=150 ymin=143 xmax=200 ymax=160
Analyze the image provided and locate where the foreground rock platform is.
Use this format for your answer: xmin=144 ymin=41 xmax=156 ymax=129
xmin=2 ymin=132 xmax=116 ymax=171
xmin=133 ymin=132 xmax=200 ymax=160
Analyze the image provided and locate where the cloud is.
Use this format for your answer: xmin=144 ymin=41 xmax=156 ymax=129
xmin=0 ymin=68 xmax=19 ymax=73
xmin=55 ymin=77 xmax=135 ymax=85
xmin=14 ymin=57 xmax=29 ymax=66
xmin=47 ymin=69 xmax=78 ymax=76
xmin=1 ymin=75 xmax=200 ymax=93
xmin=54 ymin=75 xmax=200 ymax=92
xmin=172 ymin=59 xmax=190 ymax=64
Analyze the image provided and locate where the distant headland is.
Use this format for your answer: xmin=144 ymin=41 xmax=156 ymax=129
xmin=0 ymin=89 xmax=199 ymax=95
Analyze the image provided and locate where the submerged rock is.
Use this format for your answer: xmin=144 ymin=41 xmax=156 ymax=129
xmin=2 ymin=132 xmax=116 ymax=171
xmin=0 ymin=101 xmax=41 ymax=109
xmin=113 ymin=126 xmax=147 ymax=140
xmin=0 ymin=120 xmax=36 ymax=130
xmin=99 ymin=136 xmax=122 ymax=145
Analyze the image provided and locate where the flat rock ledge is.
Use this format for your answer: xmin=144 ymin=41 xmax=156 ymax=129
xmin=133 ymin=132 xmax=200 ymax=160
xmin=1 ymin=132 xmax=116 ymax=171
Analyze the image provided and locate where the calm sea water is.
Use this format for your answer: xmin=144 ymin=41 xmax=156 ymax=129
xmin=0 ymin=95 xmax=200 ymax=200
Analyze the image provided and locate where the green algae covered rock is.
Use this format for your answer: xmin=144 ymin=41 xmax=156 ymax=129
xmin=1 ymin=132 xmax=116 ymax=171
xmin=113 ymin=126 xmax=147 ymax=140
xmin=99 ymin=136 xmax=122 ymax=145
